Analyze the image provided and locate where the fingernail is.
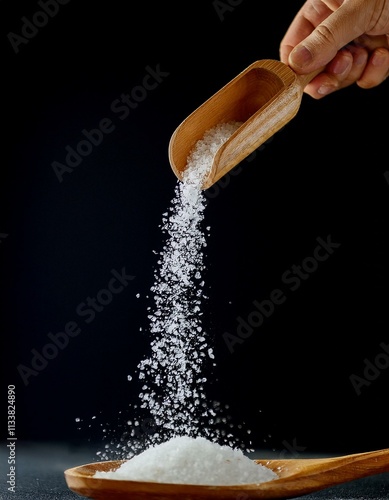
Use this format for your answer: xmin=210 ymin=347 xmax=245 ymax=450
xmin=332 ymin=57 xmax=351 ymax=76
xmin=371 ymin=50 xmax=388 ymax=67
xmin=354 ymin=51 xmax=367 ymax=66
xmin=317 ymin=85 xmax=335 ymax=96
xmin=290 ymin=45 xmax=313 ymax=68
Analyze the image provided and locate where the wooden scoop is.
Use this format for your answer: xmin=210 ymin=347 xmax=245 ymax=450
xmin=168 ymin=60 xmax=321 ymax=190
xmin=64 ymin=447 xmax=389 ymax=499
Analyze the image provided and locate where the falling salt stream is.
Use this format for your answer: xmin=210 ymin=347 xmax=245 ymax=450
xmin=91 ymin=122 xmax=280 ymax=484
xmin=134 ymin=121 xmax=244 ymax=443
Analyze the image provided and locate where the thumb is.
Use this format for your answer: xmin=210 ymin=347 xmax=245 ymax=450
xmin=289 ymin=1 xmax=368 ymax=72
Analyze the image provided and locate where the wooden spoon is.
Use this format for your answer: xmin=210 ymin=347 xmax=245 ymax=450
xmin=64 ymin=447 xmax=389 ymax=499
xmin=168 ymin=59 xmax=321 ymax=190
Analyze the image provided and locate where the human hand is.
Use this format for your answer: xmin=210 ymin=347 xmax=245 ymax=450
xmin=280 ymin=0 xmax=389 ymax=98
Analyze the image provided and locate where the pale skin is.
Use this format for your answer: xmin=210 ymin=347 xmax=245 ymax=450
xmin=280 ymin=0 xmax=389 ymax=98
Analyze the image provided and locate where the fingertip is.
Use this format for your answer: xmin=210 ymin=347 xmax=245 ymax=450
xmin=357 ymin=47 xmax=389 ymax=89
xmin=303 ymin=74 xmax=339 ymax=99
xmin=371 ymin=47 xmax=389 ymax=68
xmin=289 ymin=45 xmax=313 ymax=71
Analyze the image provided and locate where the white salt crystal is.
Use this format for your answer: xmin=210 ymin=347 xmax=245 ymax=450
xmin=182 ymin=121 xmax=242 ymax=188
xmin=94 ymin=436 xmax=278 ymax=485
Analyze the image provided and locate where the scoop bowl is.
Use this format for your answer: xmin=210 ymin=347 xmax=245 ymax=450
xmin=168 ymin=59 xmax=320 ymax=190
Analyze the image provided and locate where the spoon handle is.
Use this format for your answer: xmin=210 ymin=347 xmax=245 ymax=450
xmin=323 ymin=447 xmax=389 ymax=477
xmin=257 ymin=447 xmax=389 ymax=483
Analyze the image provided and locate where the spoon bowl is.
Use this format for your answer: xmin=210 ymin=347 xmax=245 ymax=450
xmin=64 ymin=447 xmax=389 ymax=499
xmin=168 ymin=59 xmax=320 ymax=190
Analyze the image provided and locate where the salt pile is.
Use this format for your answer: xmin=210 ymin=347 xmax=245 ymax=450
xmin=94 ymin=435 xmax=278 ymax=485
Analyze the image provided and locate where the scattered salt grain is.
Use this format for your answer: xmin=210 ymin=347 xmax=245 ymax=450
xmin=94 ymin=435 xmax=278 ymax=485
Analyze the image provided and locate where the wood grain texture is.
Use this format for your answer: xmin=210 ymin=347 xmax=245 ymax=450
xmin=64 ymin=447 xmax=389 ymax=499
xmin=169 ymin=59 xmax=320 ymax=189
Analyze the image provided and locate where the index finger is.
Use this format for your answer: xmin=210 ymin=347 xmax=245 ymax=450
xmin=280 ymin=1 xmax=334 ymax=63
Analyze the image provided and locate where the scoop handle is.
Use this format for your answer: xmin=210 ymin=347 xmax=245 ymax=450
xmin=296 ymin=67 xmax=325 ymax=89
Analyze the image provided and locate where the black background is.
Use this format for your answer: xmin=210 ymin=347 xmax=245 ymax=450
xmin=1 ymin=0 xmax=389 ymax=458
